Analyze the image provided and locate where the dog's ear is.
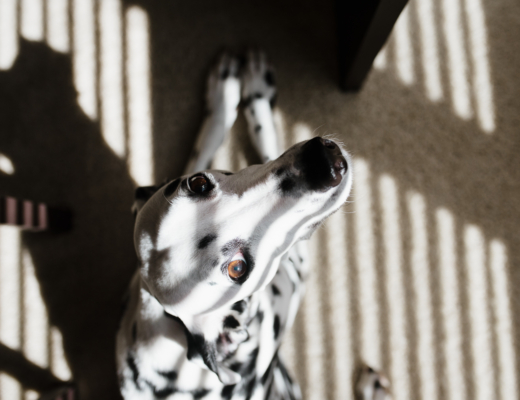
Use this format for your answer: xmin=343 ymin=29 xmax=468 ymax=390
xmin=132 ymin=185 xmax=161 ymax=215
xmin=132 ymin=177 xmax=180 ymax=215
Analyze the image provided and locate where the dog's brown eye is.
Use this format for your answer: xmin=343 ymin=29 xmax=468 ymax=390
xmin=228 ymin=259 xmax=247 ymax=280
xmin=189 ymin=175 xmax=210 ymax=193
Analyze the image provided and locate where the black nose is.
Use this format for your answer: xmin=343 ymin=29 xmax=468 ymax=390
xmin=298 ymin=137 xmax=347 ymax=191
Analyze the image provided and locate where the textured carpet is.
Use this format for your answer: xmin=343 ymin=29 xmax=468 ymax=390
xmin=0 ymin=0 xmax=518 ymax=399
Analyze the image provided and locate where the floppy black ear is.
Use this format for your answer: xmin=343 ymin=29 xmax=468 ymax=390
xmin=132 ymin=184 xmax=162 ymax=215
xmin=132 ymin=178 xmax=181 ymax=216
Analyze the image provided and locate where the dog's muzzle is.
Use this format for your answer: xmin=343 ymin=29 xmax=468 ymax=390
xmin=297 ymin=137 xmax=348 ymax=191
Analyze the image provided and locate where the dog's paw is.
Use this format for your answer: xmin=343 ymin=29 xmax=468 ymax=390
xmin=241 ymin=50 xmax=277 ymax=108
xmin=355 ymin=364 xmax=392 ymax=400
xmin=206 ymin=53 xmax=241 ymax=128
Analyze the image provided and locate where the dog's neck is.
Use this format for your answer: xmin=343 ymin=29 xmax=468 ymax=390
xmin=131 ymin=267 xmax=264 ymax=385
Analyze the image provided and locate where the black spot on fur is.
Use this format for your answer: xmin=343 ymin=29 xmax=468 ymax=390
xmin=164 ymin=178 xmax=181 ymax=197
xmin=231 ymin=300 xmax=246 ymax=313
xmin=261 ymin=355 xmax=277 ymax=384
xmin=221 ymin=384 xmax=235 ymax=400
xmin=230 ymin=362 xmax=242 ymax=372
xmin=241 ymin=96 xmax=252 ymax=108
xmin=198 ymin=233 xmax=217 ymax=249
xmin=223 ymin=316 xmax=240 ymax=329
xmin=131 ymin=322 xmax=137 ymax=344
xmin=254 ymin=125 xmax=261 ymax=134
xmin=264 ymin=70 xmax=276 ymax=86
xmin=186 ymin=333 xmax=205 ymax=360
xmin=273 ymin=315 xmax=281 ymax=339
xmin=278 ymin=360 xmax=293 ymax=385
xmin=375 ymin=379 xmax=382 ymax=389
xmin=193 ymin=389 xmax=211 ymax=399
xmin=127 ymin=354 xmax=140 ymax=388
xmin=368 ymin=366 xmax=375 ymax=373
xmin=270 ymin=94 xmax=277 ymax=108
xmin=244 ymin=376 xmax=257 ymax=400
xmin=265 ymin=379 xmax=274 ymax=400
xmin=253 ymin=92 xmax=263 ymax=99
xmin=151 ymin=384 xmax=176 ymax=399
xmin=275 ymin=167 xmax=286 ymax=176
xmin=244 ymin=348 xmax=259 ymax=376
xmin=271 ymin=284 xmax=281 ymax=296
xmin=221 ymin=69 xmax=229 ymax=80
xmin=256 ymin=311 xmax=264 ymax=324
xmin=280 ymin=178 xmax=296 ymax=193
xmin=152 ymin=386 xmax=177 ymax=399
xmin=158 ymin=370 xmax=177 ymax=381
xmin=222 ymin=172 xmax=234 ymax=176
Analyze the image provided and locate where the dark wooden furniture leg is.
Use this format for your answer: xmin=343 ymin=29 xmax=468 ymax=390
xmin=336 ymin=0 xmax=409 ymax=91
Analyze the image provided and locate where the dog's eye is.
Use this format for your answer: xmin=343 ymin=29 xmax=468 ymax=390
xmin=227 ymin=253 xmax=248 ymax=281
xmin=188 ymin=175 xmax=213 ymax=194
xmin=228 ymin=260 xmax=247 ymax=280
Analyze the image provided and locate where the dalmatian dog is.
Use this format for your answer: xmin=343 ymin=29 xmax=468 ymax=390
xmin=116 ymin=51 xmax=361 ymax=400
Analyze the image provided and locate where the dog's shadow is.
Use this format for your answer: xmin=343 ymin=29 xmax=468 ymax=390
xmin=0 ymin=40 xmax=137 ymax=399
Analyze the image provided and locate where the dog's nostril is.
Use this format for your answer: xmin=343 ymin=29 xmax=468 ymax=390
xmin=334 ymin=159 xmax=347 ymax=173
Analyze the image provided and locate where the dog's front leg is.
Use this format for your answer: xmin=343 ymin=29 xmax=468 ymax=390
xmin=241 ymin=51 xmax=279 ymax=163
xmin=184 ymin=54 xmax=241 ymax=175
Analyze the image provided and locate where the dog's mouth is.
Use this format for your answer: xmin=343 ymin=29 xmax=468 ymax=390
xmin=296 ymin=137 xmax=348 ymax=192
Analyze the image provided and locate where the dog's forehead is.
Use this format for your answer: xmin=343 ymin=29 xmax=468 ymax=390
xmin=156 ymin=172 xmax=285 ymax=247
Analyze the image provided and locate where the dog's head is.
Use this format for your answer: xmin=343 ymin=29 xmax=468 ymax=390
xmin=133 ymin=137 xmax=352 ymax=382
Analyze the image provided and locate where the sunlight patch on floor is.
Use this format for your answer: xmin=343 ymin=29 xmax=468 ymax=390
xmin=394 ymin=5 xmax=414 ymax=85
xmin=373 ymin=47 xmax=387 ymax=71
xmin=464 ymin=0 xmax=495 ymax=133
xmin=324 ymin=211 xmax=353 ymax=400
xmin=0 ymin=226 xmax=71 ymax=399
xmin=407 ymin=192 xmax=438 ymax=400
xmin=465 ymin=225 xmax=495 ymax=400
xmin=72 ymin=0 xmax=97 ymax=119
xmin=0 ymin=154 xmax=14 ymax=175
xmin=0 ymin=226 xmax=22 ymax=400
xmin=301 ymin=234 xmax=327 ymax=400
xmin=416 ymin=0 xmax=443 ymax=101
xmin=22 ymin=250 xmax=49 ymax=368
xmin=0 ymin=0 xmax=18 ymax=70
xmin=379 ymin=174 xmax=410 ymax=400
xmin=436 ymin=208 xmax=467 ymax=400
xmin=100 ymin=0 xmax=126 ymax=158
xmin=374 ymin=0 xmax=495 ymax=133
xmin=489 ymin=240 xmax=518 ymax=400
xmin=46 ymin=0 xmax=69 ymax=53
xmin=353 ymin=158 xmax=381 ymax=370
xmin=126 ymin=6 xmax=154 ymax=186
xmin=442 ymin=0 xmax=472 ymax=120
xmin=20 ymin=0 xmax=43 ymax=42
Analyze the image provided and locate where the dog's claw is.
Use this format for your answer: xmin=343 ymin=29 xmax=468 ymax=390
xmin=355 ymin=364 xmax=392 ymax=400
xmin=206 ymin=52 xmax=241 ymax=126
xmin=241 ymin=50 xmax=277 ymax=106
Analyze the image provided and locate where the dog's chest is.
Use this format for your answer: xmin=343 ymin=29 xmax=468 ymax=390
xmin=117 ymin=251 xmax=303 ymax=400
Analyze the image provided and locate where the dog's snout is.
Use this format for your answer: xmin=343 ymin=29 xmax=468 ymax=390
xmin=298 ymin=137 xmax=348 ymax=191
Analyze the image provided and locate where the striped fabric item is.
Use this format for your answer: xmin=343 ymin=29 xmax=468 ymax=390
xmin=0 ymin=196 xmax=71 ymax=232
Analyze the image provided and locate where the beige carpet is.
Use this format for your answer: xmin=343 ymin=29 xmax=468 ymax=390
xmin=0 ymin=0 xmax=519 ymax=399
